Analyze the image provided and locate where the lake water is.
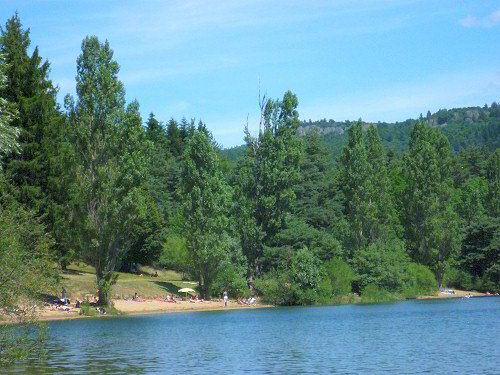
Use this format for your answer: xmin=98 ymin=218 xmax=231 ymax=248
xmin=11 ymin=297 xmax=500 ymax=374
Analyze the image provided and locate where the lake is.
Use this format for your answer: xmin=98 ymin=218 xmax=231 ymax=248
xmin=12 ymin=297 xmax=500 ymax=374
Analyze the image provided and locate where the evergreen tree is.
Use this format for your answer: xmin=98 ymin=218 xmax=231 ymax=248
xmin=0 ymin=52 xmax=18 ymax=164
xmin=486 ymin=149 xmax=499 ymax=218
xmin=234 ymin=91 xmax=302 ymax=286
xmin=295 ymin=129 xmax=340 ymax=230
xmin=179 ymin=130 xmax=232 ymax=299
xmin=0 ymin=14 xmax=61 ymax=214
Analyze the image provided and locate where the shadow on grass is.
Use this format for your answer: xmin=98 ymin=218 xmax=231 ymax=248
xmin=152 ymin=281 xmax=192 ymax=295
xmin=37 ymin=293 xmax=60 ymax=304
xmin=62 ymin=268 xmax=95 ymax=276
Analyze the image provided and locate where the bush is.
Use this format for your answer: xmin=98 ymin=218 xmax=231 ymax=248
xmin=360 ymin=284 xmax=397 ymax=303
xmin=79 ymin=302 xmax=97 ymax=316
xmin=212 ymin=262 xmax=248 ymax=298
xmin=403 ymin=263 xmax=438 ymax=297
xmin=352 ymin=239 xmax=409 ymax=293
xmin=444 ymin=267 xmax=473 ymax=291
xmin=323 ymin=257 xmax=354 ymax=298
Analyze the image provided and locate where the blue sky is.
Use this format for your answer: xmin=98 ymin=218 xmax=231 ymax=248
xmin=1 ymin=0 xmax=499 ymax=147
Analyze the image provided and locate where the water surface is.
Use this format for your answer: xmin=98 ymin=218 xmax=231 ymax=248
xmin=12 ymin=297 xmax=500 ymax=374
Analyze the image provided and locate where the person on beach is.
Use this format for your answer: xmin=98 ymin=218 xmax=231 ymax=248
xmin=223 ymin=290 xmax=228 ymax=307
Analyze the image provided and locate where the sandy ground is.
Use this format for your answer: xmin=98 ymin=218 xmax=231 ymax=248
xmin=417 ymin=289 xmax=487 ymax=299
xmin=38 ymin=299 xmax=270 ymax=321
xmin=36 ymin=289 xmax=493 ymax=322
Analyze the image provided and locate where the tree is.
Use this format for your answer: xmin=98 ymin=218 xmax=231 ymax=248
xmin=486 ymin=149 xmax=499 ymax=218
xmin=339 ymin=121 xmax=401 ymax=255
xmin=0 ymin=52 xmax=18 ymax=164
xmin=0 ymin=177 xmax=58 ymax=366
xmin=179 ymin=130 xmax=232 ymax=299
xmin=66 ymin=36 xmax=148 ymax=305
xmin=295 ymin=129 xmax=340 ymax=230
xmin=403 ymin=121 xmax=461 ymax=287
xmin=234 ymin=91 xmax=302 ymax=287
xmin=339 ymin=121 xmax=370 ymax=254
xmin=0 ymin=14 xmax=61 ymax=214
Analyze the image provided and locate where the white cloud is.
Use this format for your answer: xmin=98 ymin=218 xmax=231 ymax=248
xmin=460 ymin=8 xmax=500 ymax=28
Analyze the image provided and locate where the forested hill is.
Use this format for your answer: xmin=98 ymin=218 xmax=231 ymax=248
xmin=224 ymin=103 xmax=500 ymax=161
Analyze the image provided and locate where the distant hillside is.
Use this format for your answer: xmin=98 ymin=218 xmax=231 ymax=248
xmin=223 ymin=102 xmax=500 ymax=162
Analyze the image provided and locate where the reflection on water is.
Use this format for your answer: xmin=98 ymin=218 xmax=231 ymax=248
xmin=11 ymin=297 xmax=500 ymax=374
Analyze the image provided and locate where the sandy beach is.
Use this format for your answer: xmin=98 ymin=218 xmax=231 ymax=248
xmin=38 ymin=298 xmax=271 ymax=322
xmin=35 ymin=289 xmax=491 ymax=322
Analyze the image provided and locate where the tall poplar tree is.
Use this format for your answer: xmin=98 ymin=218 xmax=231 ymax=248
xmin=403 ymin=121 xmax=461 ymax=287
xmin=66 ymin=36 xmax=148 ymax=305
xmin=179 ymin=130 xmax=231 ymax=299
xmin=339 ymin=121 xmax=370 ymax=254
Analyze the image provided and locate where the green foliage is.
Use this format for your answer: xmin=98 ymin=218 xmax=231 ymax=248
xmin=403 ymin=121 xmax=461 ymax=287
xmin=360 ymin=284 xmax=398 ymax=303
xmin=0 ymin=53 xmax=19 ymax=164
xmin=352 ymin=239 xmax=410 ymax=293
xmin=0 ymin=14 xmax=62 ymax=215
xmin=444 ymin=267 xmax=474 ymax=291
xmin=65 ymin=37 xmax=149 ymax=305
xmin=79 ymin=302 xmax=98 ymax=317
xmin=339 ymin=122 xmax=400 ymax=256
xmin=486 ymin=149 xmax=500 ymax=217
xmin=0 ymin=182 xmax=57 ymax=366
xmin=212 ymin=261 xmax=248 ymax=298
xmin=234 ymin=91 xmax=302 ymax=286
xmin=402 ymin=263 xmax=438 ymax=297
xmin=255 ymin=248 xmax=322 ymax=305
xmin=323 ymin=257 xmax=355 ymax=299
xmin=158 ymin=233 xmax=190 ymax=274
xmin=179 ymin=130 xmax=232 ymax=299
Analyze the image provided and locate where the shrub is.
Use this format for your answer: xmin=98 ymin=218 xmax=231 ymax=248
xmin=79 ymin=302 xmax=97 ymax=316
xmin=212 ymin=262 xmax=248 ymax=298
xmin=444 ymin=267 xmax=473 ymax=291
xmin=360 ymin=284 xmax=397 ymax=303
xmin=403 ymin=263 xmax=438 ymax=297
xmin=323 ymin=257 xmax=354 ymax=298
xmin=352 ymin=239 xmax=409 ymax=293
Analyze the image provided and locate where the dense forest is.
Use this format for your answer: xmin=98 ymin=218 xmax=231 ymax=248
xmin=1 ymin=13 xmax=499 ymax=347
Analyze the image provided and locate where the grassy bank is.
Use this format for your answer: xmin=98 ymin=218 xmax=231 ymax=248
xmin=58 ymin=263 xmax=197 ymax=302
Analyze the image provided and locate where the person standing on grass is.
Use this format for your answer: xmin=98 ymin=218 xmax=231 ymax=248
xmin=223 ymin=290 xmax=228 ymax=307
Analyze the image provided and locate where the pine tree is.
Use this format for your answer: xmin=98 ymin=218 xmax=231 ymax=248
xmin=0 ymin=14 xmax=61 ymax=214
xmin=234 ymin=91 xmax=302 ymax=286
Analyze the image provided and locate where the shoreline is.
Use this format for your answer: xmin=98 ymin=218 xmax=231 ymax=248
xmin=22 ymin=288 xmax=491 ymax=323
xmin=36 ymin=299 xmax=274 ymax=322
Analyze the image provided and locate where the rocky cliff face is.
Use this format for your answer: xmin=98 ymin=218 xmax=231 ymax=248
xmin=297 ymin=125 xmax=345 ymax=136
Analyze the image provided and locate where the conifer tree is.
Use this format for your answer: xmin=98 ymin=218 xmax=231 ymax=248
xmin=234 ymin=91 xmax=302 ymax=286
xmin=0 ymin=14 xmax=61 ymax=214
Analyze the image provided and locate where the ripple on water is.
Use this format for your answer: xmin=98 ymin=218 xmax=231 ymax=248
xmin=11 ymin=297 xmax=500 ymax=374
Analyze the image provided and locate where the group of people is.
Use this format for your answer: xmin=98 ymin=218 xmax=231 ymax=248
xmin=48 ymin=287 xmax=82 ymax=312
xmin=237 ymin=296 xmax=256 ymax=305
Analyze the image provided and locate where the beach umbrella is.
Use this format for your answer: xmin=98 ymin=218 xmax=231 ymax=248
xmin=178 ymin=287 xmax=196 ymax=298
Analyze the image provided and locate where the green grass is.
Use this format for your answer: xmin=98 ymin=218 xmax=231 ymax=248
xmin=59 ymin=263 xmax=198 ymax=302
